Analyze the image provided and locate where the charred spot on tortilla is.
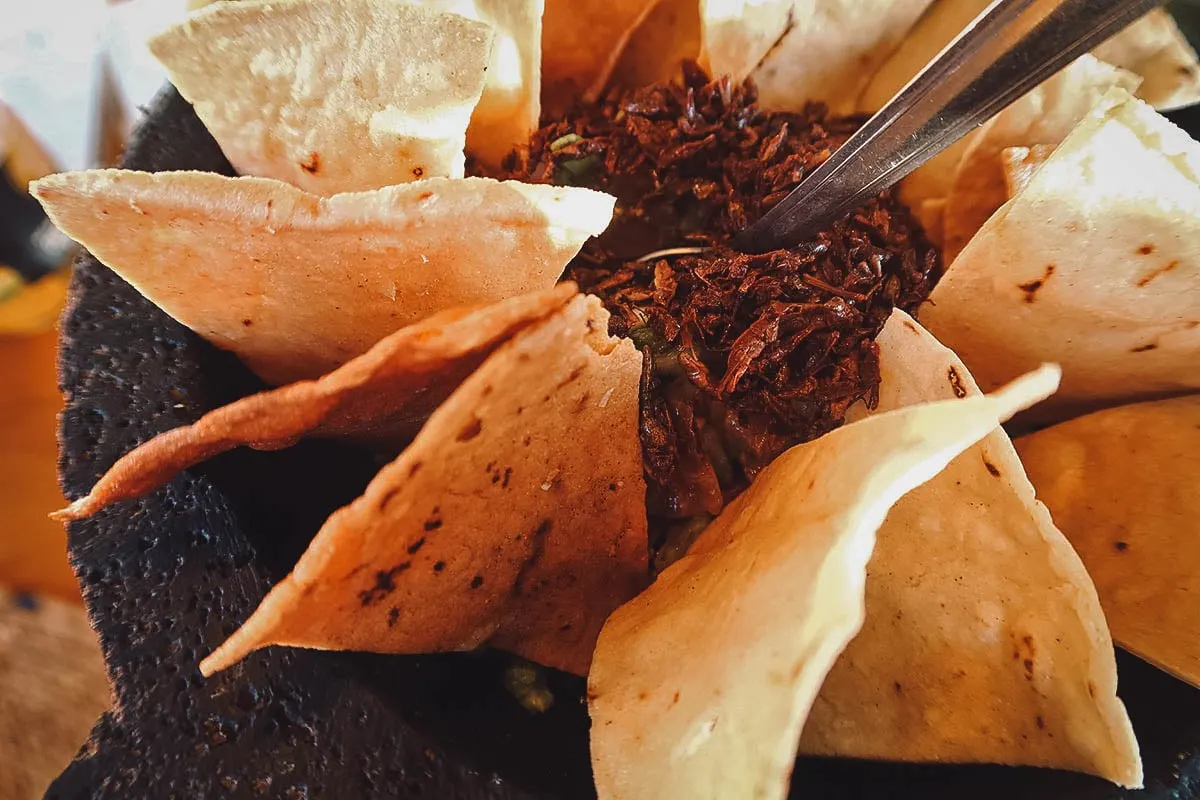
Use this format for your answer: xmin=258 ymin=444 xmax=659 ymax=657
xmin=1131 ymin=342 xmax=1159 ymax=353
xmin=1138 ymin=243 xmax=1156 ymax=255
xmin=982 ymin=456 xmax=1002 ymax=477
xmin=1115 ymin=540 xmax=1129 ymax=552
xmin=1017 ymin=264 xmax=1057 ymax=303
xmin=300 ymin=152 xmax=320 ymax=175
xmin=1136 ymin=259 xmax=1180 ymax=287
xmin=947 ymin=366 xmax=967 ymax=398
xmin=498 ymin=62 xmax=940 ymax=550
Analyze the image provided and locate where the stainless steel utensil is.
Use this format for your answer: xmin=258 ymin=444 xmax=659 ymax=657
xmin=734 ymin=0 xmax=1162 ymax=254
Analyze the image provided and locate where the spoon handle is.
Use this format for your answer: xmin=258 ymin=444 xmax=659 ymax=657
xmin=735 ymin=0 xmax=1162 ymax=254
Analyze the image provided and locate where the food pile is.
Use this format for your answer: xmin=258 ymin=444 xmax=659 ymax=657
xmin=35 ymin=0 xmax=1200 ymax=798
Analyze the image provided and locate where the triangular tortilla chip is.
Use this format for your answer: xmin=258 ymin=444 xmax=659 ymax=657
xmin=150 ymin=0 xmax=494 ymax=194
xmin=541 ymin=0 xmax=662 ymax=115
xmin=1016 ymin=395 xmax=1200 ymax=690
xmin=751 ymin=0 xmax=936 ymax=115
xmin=865 ymin=3 xmax=1200 ymax=217
xmin=698 ymin=0 xmax=794 ymax=87
xmin=860 ymin=4 xmax=1200 ymax=114
xmin=941 ymin=56 xmax=1140 ymax=264
xmin=200 ymin=295 xmax=646 ymax=677
xmin=1000 ymin=144 xmax=1053 ymax=199
xmin=923 ymin=89 xmax=1200 ymax=423
xmin=1093 ymin=8 xmax=1200 ymax=112
xmin=797 ymin=311 xmax=1142 ymax=788
xmin=33 ymin=169 xmax=615 ymax=385
xmin=407 ymin=0 xmax=544 ymax=169
xmin=53 ymin=284 xmax=577 ymax=522
xmin=588 ymin=364 xmax=1062 ymax=800
xmin=609 ymin=0 xmax=702 ymax=89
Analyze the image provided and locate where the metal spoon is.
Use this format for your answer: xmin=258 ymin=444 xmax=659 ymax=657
xmin=734 ymin=0 xmax=1162 ymax=254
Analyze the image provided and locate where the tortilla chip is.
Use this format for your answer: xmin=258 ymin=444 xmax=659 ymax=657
xmin=588 ymin=364 xmax=1062 ymax=800
xmin=1000 ymin=145 xmax=1053 ymax=199
xmin=53 ymin=285 xmax=577 ymax=522
xmin=609 ymin=0 xmax=702 ymax=89
xmin=923 ymin=89 xmax=1200 ymax=423
xmin=941 ymin=56 xmax=1140 ymax=264
xmin=410 ymin=0 xmax=543 ymax=169
xmin=751 ymin=0 xmax=936 ymax=115
xmin=698 ymin=0 xmax=793 ymax=86
xmin=797 ymin=310 xmax=1142 ymax=788
xmin=32 ymin=169 xmax=615 ymax=385
xmin=1094 ymin=8 xmax=1200 ymax=112
xmin=918 ymin=197 xmax=945 ymax=248
xmin=541 ymin=0 xmax=661 ymax=115
xmin=0 ymin=101 xmax=59 ymax=190
xmin=150 ymin=0 xmax=493 ymax=194
xmin=199 ymin=295 xmax=646 ymax=677
xmin=861 ymin=4 xmax=1200 ymax=114
xmin=864 ymin=3 xmax=1199 ymax=218
xmin=1016 ymin=395 xmax=1200 ymax=690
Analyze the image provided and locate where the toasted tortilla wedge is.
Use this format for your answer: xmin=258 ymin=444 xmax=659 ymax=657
xmin=1016 ymin=395 xmax=1200 ymax=690
xmin=409 ymin=0 xmax=543 ymax=169
xmin=941 ymin=56 xmax=1140 ymax=264
xmin=53 ymin=285 xmax=577 ymax=522
xmin=698 ymin=0 xmax=794 ymax=87
xmin=542 ymin=0 xmax=661 ymax=115
xmin=923 ymin=89 xmax=1200 ymax=423
xmin=610 ymin=0 xmax=702 ymax=89
xmin=200 ymin=295 xmax=646 ymax=677
xmin=861 ymin=4 xmax=1200 ymax=113
xmin=150 ymin=0 xmax=493 ymax=194
xmin=751 ymin=0 xmax=935 ymax=114
xmin=1094 ymin=8 xmax=1200 ymax=112
xmin=797 ymin=310 xmax=1142 ymax=788
xmin=588 ymin=364 xmax=1062 ymax=800
xmin=33 ymin=169 xmax=615 ymax=385
xmin=865 ymin=3 xmax=1200 ymax=217
xmin=1000 ymin=144 xmax=1053 ymax=199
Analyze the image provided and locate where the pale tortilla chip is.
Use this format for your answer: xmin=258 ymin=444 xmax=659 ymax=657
xmin=53 ymin=285 xmax=577 ymax=522
xmin=698 ymin=0 xmax=793 ymax=86
xmin=923 ymin=89 xmax=1200 ymax=423
xmin=865 ymin=3 xmax=1200 ymax=217
xmin=751 ymin=0 xmax=936 ymax=115
xmin=941 ymin=56 xmax=1140 ymax=264
xmin=1094 ymin=8 xmax=1200 ymax=112
xmin=797 ymin=310 xmax=1142 ymax=788
xmin=588 ymin=364 xmax=1062 ymax=800
xmin=1016 ymin=395 xmax=1200 ymax=690
xmin=200 ymin=295 xmax=646 ymax=677
xmin=150 ymin=0 xmax=493 ymax=194
xmin=609 ymin=0 xmax=702 ymax=89
xmin=33 ymin=169 xmax=615 ymax=385
xmin=861 ymin=4 xmax=1200 ymax=114
xmin=408 ymin=0 xmax=544 ymax=169
xmin=542 ymin=0 xmax=661 ymax=115
xmin=1000 ymin=144 xmax=1053 ymax=199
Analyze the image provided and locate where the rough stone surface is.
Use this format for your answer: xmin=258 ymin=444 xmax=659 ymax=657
xmin=49 ymin=87 xmax=1200 ymax=799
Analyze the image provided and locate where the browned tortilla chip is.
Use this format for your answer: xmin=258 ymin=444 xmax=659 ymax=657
xmin=798 ymin=311 xmax=1142 ymax=788
xmin=1000 ymin=144 xmax=1053 ymax=198
xmin=588 ymin=364 xmax=1062 ymax=800
xmin=924 ymin=89 xmax=1200 ymax=422
xmin=941 ymin=56 xmax=1139 ymax=264
xmin=150 ymin=0 xmax=493 ymax=194
xmin=32 ymin=169 xmax=615 ymax=385
xmin=698 ymin=0 xmax=794 ymax=86
xmin=609 ymin=0 xmax=702 ymax=89
xmin=542 ymin=0 xmax=661 ymax=114
xmin=751 ymin=0 xmax=936 ymax=114
xmin=199 ymin=295 xmax=646 ymax=677
xmin=1016 ymin=395 xmax=1200 ymax=690
xmin=53 ymin=285 xmax=577 ymax=522
xmin=408 ymin=0 xmax=544 ymax=169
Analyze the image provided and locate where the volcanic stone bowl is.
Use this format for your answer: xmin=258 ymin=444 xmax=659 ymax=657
xmin=46 ymin=87 xmax=1200 ymax=799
